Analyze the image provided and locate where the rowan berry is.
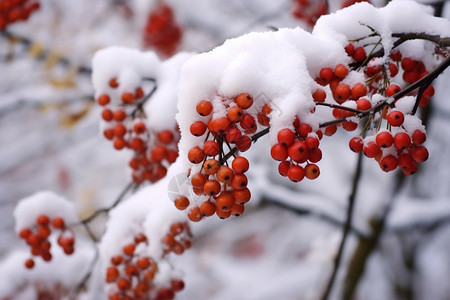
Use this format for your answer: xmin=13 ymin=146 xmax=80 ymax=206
xmin=412 ymin=130 xmax=426 ymax=145
xmin=196 ymin=100 xmax=213 ymax=116
xmin=203 ymin=180 xmax=221 ymax=196
xmin=113 ymin=110 xmax=127 ymax=122
xmin=188 ymin=207 xmax=203 ymax=222
xmin=123 ymin=244 xmax=136 ymax=256
xmin=356 ymin=97 xmax=371 ymax=110
xmin=235 ymin=135 xmax=252 ymax=152
xmin=394 ymin=132 xmax=411 ymax=150
xmin=216 ymin=166 xmax=234 ymax=183
xmin=188 ymin=146 xmax=205 ymax=164
xmin=133 ymin=122 xmax=146 ymax=134
xmin=288 ymin=165 xmax=305 ymax=182
xmin=210 ymin=117 xmax=230 ymax=134
xmin=103 ymin=129 xmax=114 ymax=140
xmin=411 ymin=146 xmax=428 ymax=163
xmin=19 ymin=228 xmax=31 ymax=239
xmin=102 ymin=109 xmax=113 ymax=122
xmin=235 ymin=93 xmax=253 ymax=109
xmin=111 ymin=255 xmax=123 ymax=266
xmin=386 ymin=84 xmax=401 ymax=97
xmin=216 ymin=207 xmax=232 ymax=219
xmin=351 ymin=83 xmax=367 ymax=100
xmin=278 ymin=161 xmax=291 ymax=177
xmin=231 ymin=174 xmax=248 ymax=190
xmin=305 ymin=136 xmax=319 ymax=150
xmin=271 ymin=144 xmax=288 ymax=161
xmin=376 ymin=131 xmax=394 ymax=148
xmin=233 ymin=187 xmax=251 ymax=204
xmin=121 ymin=92 xmax=135 ymax=104
xmin=288 ymin=141 xmax=308 ymax=163
xmin=345 ymin=44 xmax=355 ymax=56
xmin=190 ymin=121 xmax=207 ymax=137
xmin=257 ymin=112 xmax=270 ymax=126
xmin=106 ymin=267 xmax=120 ymax=283
xmin=312 ymin=88 xmax=326 ymax=103
xmin=334 ymin=64 xmax=348 ymax=80
xmin=308 ymin=148 xmax=323 ymax=163
xmin=232 ymin=157 xmax=249 ymax=173
xmin=117 ymin=278 xmax=131 ymax=291
xmin=191 ymin=173 xmax=206 ymax=189
xmin=231 ymin=203 xmax=245 ymax=217
xmin=379 ymin=155 xmax=398 ymax=172
xmin=305 ymin=163 xmax=320 ymax=180
xmin=390 ymin=50 xmax=402 ymax=61
xmin=298 ymin=123 xmax=313 ymax=138
xmin=387 ymin=110 xmax=404 ymax=127
xmin=109 ymin=78 xmax=119 ymax=88
xmin=334 ymin=83 xmax=351 ymax=104
xmin=363 ymin=141 xmax=380 ymax=158
xmin=277 ymin=128 xmax=295 ymax=146
xmin=227 ymin=106 xmax=244 ymax=122
xmin=171 ymin=279 xmax=185 ymax=292
xmin=226 ymin=127 xmax=242 ymax=143
xmin=349 ymin=136 xmax=363 ymax=153
xmin=318 ymin=68 xmax=334 ymax=85
xmin=97 ymin=94 xmax=110 ymax=106
xmin=203 ymin=158 xmax=220 ymax=175
xmin=24 ymin=258 xmax=35 ymax=269
xmin=352 ymin=47 xmax=366 ymax=62
xmin=389 ymin=63 xmax=399 ymax=77
xmin=401 ymin=57 xmax=416 ymax=71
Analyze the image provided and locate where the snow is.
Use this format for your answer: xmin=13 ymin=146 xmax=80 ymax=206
xmin=14 ymin=190 xmax=78 ymax=231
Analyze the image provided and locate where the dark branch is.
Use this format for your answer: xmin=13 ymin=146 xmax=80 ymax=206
xmin=219 ymin=127 xmax=269 ymax=164
xmin=321 ymin=150 xmax=364 ymax=300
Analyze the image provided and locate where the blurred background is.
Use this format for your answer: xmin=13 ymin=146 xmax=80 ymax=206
xmin=1 ymin=0 xmax=450 ymax=299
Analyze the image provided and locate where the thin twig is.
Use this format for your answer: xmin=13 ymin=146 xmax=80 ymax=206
xmin=69 ymin=247 xmax=99 ymax=300
xmin=81 ymin=181 xmax=135 ymax=225
xmin=321 ymin=150 xmax=364 ymax=300
xmin=219 ymin=127 xmax=269 ymax=164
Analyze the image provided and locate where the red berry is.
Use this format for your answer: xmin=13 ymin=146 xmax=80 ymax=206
xmin=232 ymin=157 xmax=249 ymax=174
xmin=216 ymin=193 xmax=234 ymax=211
xmin=401 ymin=57 xmax=416 ymax=71
xmin=379 ymin=155 xmax=398 ymax=172
xmin=411 ymin=130 xmax=426 ymax=145
xmin=349 ymin=136 xmax=363 ymax=153
xmin=334 ymin=64 xmax=349 ymax=80
xmin=345 ymin=44 xmax=355 ymax=56
xmin=288 ymin=165 xmax=305 ymax=182
xmin=363 ymin=141 xmax=380 ymax=158
xmin=203 ymin=140 xmax=220 ymax=156
xmin=226 ymin=127 xmax=242 ymax=143
xmin=318 ymin=68 xmax=334 ymax=85
xmin=270 ymin=144 xmax=288 ymax=161
xmin=97 ymin=94 xmax=110 ymax=106
xmin=188 ymin=146 xmax=205 ymax=164
xmin=376 ymin=131 xmax=394 ymax=148
xmin=196 ymin=100 xmax=213 ymax=116
xmin=356 ymin=97 xmax=371 ymax=110
xmin=386 ymin=84 xmax=401 ymax=97
xmin=188 ymin=207 xmax=203 ymax=222
xmin=411 ymin=146 xmax=428 ymax=163
xmin=235 ymin=93 xmax=253 ymax=109
xmin=352 ymin=47 xmax=366 ymax=62
xmin=227 ymin=106 xmax=244 ymax=123
xmin=387 ymin=110 xmax=404 ymax=127
xmin=235 ymin=135 xmax=252 ymax=152
xmin=334 ymin=83 xmax=351 ymax=104
xmin=298 ymin=123 xmax=312 ymax=138
xmin=305 ymin=164 xmax=320 ymax=180
xmin=190 ymin=121 xmax=207 ymax=137
xmin=351 ymin=83 xmax=367 ymax=100
xmin=312 ymin=88 xmax=326 ymax=103
xmin=36 ymin=215 xmax=50 ymax=227
xmin=233 ymin=188 xmax=251 ymax=204
xmin=231 ymin=174 xmax=248 ymax=190
xmin=277 ymin=128 xmax=296 ymax=146
xmin=25 ymin=258 xmax=35 ymax=269
xmin=288 ymin=141 xmax=309 ymax=163
xmin=174 ymin=196 xmax=190 ymax=210
xmin=394 ymin=132 xmax=411 ymax=150
xmin=133 ymin=122 xmax=147 ymax=134
xmin=278 ymin=161 xmax=291 ymax=177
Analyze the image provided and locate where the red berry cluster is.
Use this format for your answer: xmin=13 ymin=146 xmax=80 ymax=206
xmin=175 ymin=93 xmax=271 ymax=221
xmin=106 ymin=229 xmax=188 ymax=300
xmin=99 ymin=78 xmax=179 ymax=185
xmin=291 ymin=0 xmax=328 ymax=27
xmin=143 ymin=2 xmax=182 ymax=58
xmin=349 ymin=127 xmax=428 ymax=175
xmin=18 ymin=214 xmax=74 ymax=269
xmin=0 ymin=0 xmax=40 ymax=30
xmin=316 ymin=43 xmax=432 ymax=174
xmin=272 ymin=123 xmax=323 ymax=182
xmin=161 ymin=222 xmax=192 ymax=256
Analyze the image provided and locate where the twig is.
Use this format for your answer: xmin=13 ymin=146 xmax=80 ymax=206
xmin=1 ymin=30 xmax=92 ymax=74
xmin=321 ymin=149 xmax=364 ymax=300
xmin=131 ymin=84 xmax=157 ymax=117
xmin=81 ymin=181 xmax=135 ymax=225
xmin=261 ymin=196 xmax=368 ymax=239
xmin=219 ymin=127 xmax=269 ymax=164
xmin=69 ymin=247 xmax=99 ymax=300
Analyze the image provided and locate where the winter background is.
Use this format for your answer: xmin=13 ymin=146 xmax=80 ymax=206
xmin=1 ymin=0 xmax=450 ymax=299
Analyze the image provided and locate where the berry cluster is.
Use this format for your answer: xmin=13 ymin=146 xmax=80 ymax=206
xmin=291 ymin=0 xmax=328 ymax=27
xmin=314 ymin=41 xmax=432 ymax=174
xmin=18 ymin=214 xmax=74 ymax=269
xmin=106 ymin=228 xmax=189 ymax=300
xmin=99 ymin=78 xmax=179 ymax=184
xmin=272 ymin=124 xmax=323 ymax=182
xmin=143 ymin=2 xmax=182 ymax=57
xmin=0 ymin=0 xmax=40 ymax=30
xmin=175 ymin=93 xmax=270 ymax=221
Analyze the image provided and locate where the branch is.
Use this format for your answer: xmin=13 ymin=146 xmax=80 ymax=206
xmin=80 ymin=181 xmax=135 ymax=225
xmin=68 ymin=247 xmax=99 ymax=300
xmin=219 ymin=127 xmax=269 ymax=164
xmin=321 ymin=150 xmax=364 ymax=300
xmin=261 ymin=196 xmax=368 ymax=239
xmin=1 ymin=30 xmax=92 ymax=75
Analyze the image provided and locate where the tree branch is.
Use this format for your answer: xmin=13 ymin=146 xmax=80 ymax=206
xmin=321 ymin=150 xmax=364 ymax=300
